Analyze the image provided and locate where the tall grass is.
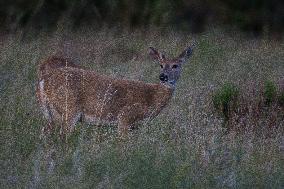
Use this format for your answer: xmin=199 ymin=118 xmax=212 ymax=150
xmin=0 ymin=28 xmax=283 ymax=188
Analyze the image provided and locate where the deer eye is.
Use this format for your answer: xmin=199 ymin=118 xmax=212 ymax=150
xmin=172 ymin=65 xmax=178 ymax=69
xmin=160 ymin=65 xmax=163 ymax=68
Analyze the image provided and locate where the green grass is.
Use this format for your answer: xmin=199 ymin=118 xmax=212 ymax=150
xmin=264 ymin=80 xmax=277 ymax=105
xmin=0 ymin=28 xmax=283 ymax=188
xmin=213 ymin=83 xmax=239 ymax=120
xmin=279 ymin=91 xmax=284 ymax=106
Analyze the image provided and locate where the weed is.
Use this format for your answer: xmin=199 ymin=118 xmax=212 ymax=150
xmin=213 ymin=83 xmax=239 ymax=120
xmin=278 ymin=91 xmax=284 ymax=106
xmin=263 ymin=80 xmax=277 ymax=105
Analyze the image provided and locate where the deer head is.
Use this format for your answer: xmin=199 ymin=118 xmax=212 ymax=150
xmin=149 ymin=46 xmax=194 ymax=87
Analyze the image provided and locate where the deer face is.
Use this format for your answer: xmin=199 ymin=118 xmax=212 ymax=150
xmin=149 ymin=46 xmax=193 ymax=86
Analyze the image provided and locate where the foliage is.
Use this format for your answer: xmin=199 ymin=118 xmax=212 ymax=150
xmin=213 ymin=83 xmax=239 ymax=120
xmin=279 ymin=91 xmax=284 ymax=106
xmin=264 ymin=80 xmax=277 ymax=105
xmin=0 ymin=0 xmax=283 ymax=35
xmin=212 ymin=80 xmax=284 ymax=130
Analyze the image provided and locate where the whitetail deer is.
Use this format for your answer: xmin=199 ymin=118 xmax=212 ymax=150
xmin=36 ymin=46 xmax=194 ymax=138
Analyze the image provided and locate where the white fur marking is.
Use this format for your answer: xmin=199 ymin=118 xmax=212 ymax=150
xmin=84 ymin=114 xmax=117 ymax=125
xmin=39 ymin=80 xmax=50 ymax=119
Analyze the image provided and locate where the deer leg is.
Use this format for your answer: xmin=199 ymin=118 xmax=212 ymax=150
xmin=60 ymin=110 xmax=82 ymax=140
xmin=118 ymin=104 xmax=144 ymax=137
xmin=39 ymin=102 xmax=57 ymax=139
xmin=37 ymin=80 xmax=57 ymax=138
xmin=117 ymin=118 xmax=134 ymax=138
xmin=41 ymin=120 xmax=53 ymax=135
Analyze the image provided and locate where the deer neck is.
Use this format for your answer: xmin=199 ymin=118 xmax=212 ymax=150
xmin=154 ymin=83 xmax=175 ymax=109
xmin=161 ymin=81 xmax=176 ymax=90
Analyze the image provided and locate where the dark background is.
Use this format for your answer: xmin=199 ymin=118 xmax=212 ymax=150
xmin=0 ymin=0 xmax=283 ymax=37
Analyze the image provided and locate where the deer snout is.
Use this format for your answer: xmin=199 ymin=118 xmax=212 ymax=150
xmin=159 ymin=73 xmax=168 ymax=82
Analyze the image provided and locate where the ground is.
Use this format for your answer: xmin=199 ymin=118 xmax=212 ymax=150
xmin=0 ymin=28 xmax=283 ymax=188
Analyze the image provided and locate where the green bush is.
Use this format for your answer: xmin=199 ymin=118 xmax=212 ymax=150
xmin=264 ymin=81 xmax=277 ymax=105
xmin=213 ymin=83 xmax=239 ymax=120
xmin=279 ymin=91 xmax=284 ymax=106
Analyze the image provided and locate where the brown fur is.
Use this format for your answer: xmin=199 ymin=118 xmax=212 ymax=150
xmin=37 ymin=55 xmax=81 ymax=80
xmin=37 ymin=59 xmax=173 ymax=137
xmin=36 ymin=46 xmax=193 ymax=138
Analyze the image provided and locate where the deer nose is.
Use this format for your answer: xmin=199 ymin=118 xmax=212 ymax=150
xmin=159 ymin=73 xmax=168 ymax=82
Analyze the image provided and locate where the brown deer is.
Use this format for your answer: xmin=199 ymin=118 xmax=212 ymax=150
xmin=37 ymin=56 xmax=81 ymax=80
xmin=36 ymin=46 xmax=194 ymax=138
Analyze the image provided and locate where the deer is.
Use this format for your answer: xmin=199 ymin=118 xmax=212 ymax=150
xmin=36 ymin=46 xmax=194 ymax=138
xmin=37 ymin=55 xmax=81 ymax=79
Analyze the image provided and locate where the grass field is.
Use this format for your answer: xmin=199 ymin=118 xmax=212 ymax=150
xmin=0 ymin=28 xmax=283 ymax=188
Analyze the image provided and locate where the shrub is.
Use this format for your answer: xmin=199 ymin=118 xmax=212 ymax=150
xmin=263 ymin=81 xmax=277 ymax=105
xmin=213 ymin=83 xmax=239 ymax=120
xmin=279 ymin=91 xmax=284 ymax=106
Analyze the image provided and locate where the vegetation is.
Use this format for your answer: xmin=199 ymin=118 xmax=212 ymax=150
xmin=0 ymin=0 xmax=283 ymax=36
xmin=279 ymin=91 xmax=284 ymax=106
xmin=212 ymin=80 xmax=284 ymax=132
xmin=213 ymin=83 xmax=239 ymax=120
xmin=0 ymin=28 xmax=283 ymax=188
xmin=264 ymin=80 xmax=277 ymax=105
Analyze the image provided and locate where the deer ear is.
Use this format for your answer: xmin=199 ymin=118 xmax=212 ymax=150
xmin=177 ymin=46 xmax=194 ymax=63
xmin=149 ymin=47 xmax=165 ymax=61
